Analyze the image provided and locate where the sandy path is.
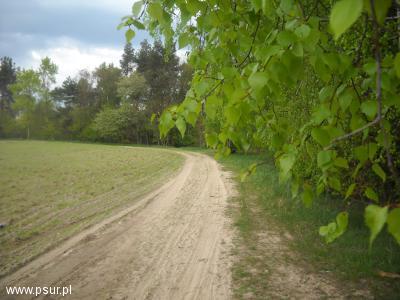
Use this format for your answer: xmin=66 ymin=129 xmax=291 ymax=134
xmin=0 ymin=151 xmax=234 ymax=300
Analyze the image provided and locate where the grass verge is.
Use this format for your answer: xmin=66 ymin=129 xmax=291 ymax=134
xmin=218 ymin=152 xmax=400 ymax=299
xmin=0 ymin=140 xmax=184 ymax=277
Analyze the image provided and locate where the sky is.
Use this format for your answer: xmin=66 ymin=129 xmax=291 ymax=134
xmin=0 ymin=0 xmax=152 ymax=85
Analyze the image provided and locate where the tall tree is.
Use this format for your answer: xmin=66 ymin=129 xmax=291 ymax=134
xmin=52 ymin=76 xmax=79 ymax=107
xmin=51 ymin=77 xmax=79 ymax=138
xmin=75 ymin=70 xmax=95 ymax=108
xmin=117 ymin=72 xmax=147 ymax=108
xmin=94 ymin=63 xmax=122 ymax=108
xmin=0 ymin=56 xmax=17 ymax=113
xmin=10 ymin=70 xmax=41 ymax=139
xmin=120 ymin=42 xmax=135 ymax=76
xmin=38 ymin=57 xmax=58 ymax=102
xmin=67 ymin=70 xmax=97 ymax=137
xmin=134 ymin=40 xmax=180 ymax=113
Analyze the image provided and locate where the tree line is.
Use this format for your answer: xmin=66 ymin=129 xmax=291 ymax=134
xmin=0 ymin=40 xmax=200 ymax=146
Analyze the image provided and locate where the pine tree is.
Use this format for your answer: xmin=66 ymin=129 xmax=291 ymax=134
xmin=120 ymin=42 xmax=135 ymax=76
xmin=0 ymin=56 xmax=17 ymax=112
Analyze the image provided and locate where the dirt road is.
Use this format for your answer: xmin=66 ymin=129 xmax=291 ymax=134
xmin=0 ymin=151 xmax=234 ymax=299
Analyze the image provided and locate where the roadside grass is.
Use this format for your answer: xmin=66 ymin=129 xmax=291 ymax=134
xmin=218 ymin=152 xmax=400 ymax=298
xmin=0 ymin=140 xmax=184 ymax=277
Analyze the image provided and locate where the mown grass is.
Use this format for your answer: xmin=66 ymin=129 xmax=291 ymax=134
xmin=218 ymin=152 xmax=400 ymax=299
xmin=0 ymin=140 xmax=184 ymax=277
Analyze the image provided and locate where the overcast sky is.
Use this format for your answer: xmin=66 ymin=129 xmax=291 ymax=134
xmin=0 ymin=0 xmax=151 ymax=85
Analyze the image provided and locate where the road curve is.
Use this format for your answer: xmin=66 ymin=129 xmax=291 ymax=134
xmin=0 ymin=151 xmax=234 ymax=300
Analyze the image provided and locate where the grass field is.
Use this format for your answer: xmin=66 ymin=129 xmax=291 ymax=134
xmin=219 ymin=153 xmax=400 ymax=299
xmin=0 ymin=140 xmax=184 ymax=277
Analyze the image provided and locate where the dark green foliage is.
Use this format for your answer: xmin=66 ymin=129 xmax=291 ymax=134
xmin=134 ymin=40 xmax=182 ymax=113
xmin=120 ymin=42 xmax=135 ymax=76
xmin=0 ymin=57 xmax=16 ymax=114
xmin=0 ymin=56 xmax=17 ymax=137
xmin=92 ymin=104 xmax=152 ymax=144
xmin=94 ymin=63 xmax=122 ymax=107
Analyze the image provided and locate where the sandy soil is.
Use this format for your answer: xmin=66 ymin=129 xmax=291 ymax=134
xmin=0 ymin=152 xmax=234 ymax=300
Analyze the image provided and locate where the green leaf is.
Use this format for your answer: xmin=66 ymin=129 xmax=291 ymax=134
xmin=352 ymin=162 xmax=364 ymax=178
xmin=159 ymin=110 xmax=174 ymax=138
xmin=279 ymin=0 xmax=293 ymax=14
xmin=317 ymin=150 xmax=332 ymax=169
xmin=339 ymin=91 xmax=353 ymax=112
xmin=345 ymin=183 xmax=356 ymax=199
xmin=318 ymin=86 xmax=334 ymax=102
xmin=319 ymin=222 xmax=336 ymax=241
xmin=387 ymin=208 xmax=400 ymax=245
xmin=178 ymin=32 xmax=190 ymax=49
xmin=368 ymin=143 xmax=378 ymax=160
xmin=319 ymin=211 xmax=349 ymax=243
xmin=363 ymin=61 xmax=376 ymax=75
xmin=205 ymin=95 xmax=221 ymax=120
xmin=334 ymin=157 xmax=349 ymax=169
xmin=148 ymin=2 xmax=164 ymax=23
xmin=132 ymin=0 xmax=143 ymax=17
xmin=250 ymin=0 xmax=262 ymax=12
xmin=353 ymin=145 xmax=368 ymax=163
xmin=186 ymin=112 xmax=198 ymax=127
xmin=312 ymin=105 xmax=331 ymax=124
xmin=360 ymin=100 xmax=377 ymax=120
xmin=117 ymin=22 xmax=125 ymax=30
xmin=364 ymin=0 xmax=391 ymax=25
xmin=317 ymin=182 xmax=325 ymax=196
xmin=394 ymin=53 xmax=400 ymax=79
xmin=302 ymin=184 xmax=313 ymax=207
xmin=175 ymin=117 xmax=186 ymax=138
xmin=261 ymin=0 xmax=274 ymax=15
xmin=350 ymin=114 xmax=366 ymax=131
xmin=132 ymin=19 xmax=145 ymax=30
xmin=277 ymin=30 xmax=296 ymax=47
xmin=206 ymin=133 xmax=218 ymax=148
xmin=322 ymin=53 xmax=340 ymax=71
xmin=292 ymin=43 xmax=303 ymax=57
xmin=336 ymin=211 xmax=349 ymax=233
xmin=365 ymin=204 xmax=388 ymax=248
xmin=372 ymin=163 xmax=386 ymax=182
xmin=330 ymin=0 xmax=363 ymax=40
xmin=328 ymin=176 xmax=341 ymax=192
xmin=365 ymin=187 xmax=379 ymax=202
xmin=314 ymin=58 xmax=331 ymax=82
xmin=271 ymin=134 xmax=284 ymax=150
xmin=294 ymin=24 xmax=310 ymax=39
xmin=279 ymin=153 xmax=296 ymax=181
xmin=248 ymin=72 xmax=268 ymax=91
xmin=125 ymin=29 xmax=135 ymax=42
xmin=225 ymin=106 xmax=241 ymax=125
xmin=184 ymin=98 xmax=200 ymax=113
xmin=311 ymin=128 xmax=330 ymax=147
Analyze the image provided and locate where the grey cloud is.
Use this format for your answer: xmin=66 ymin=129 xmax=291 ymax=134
xmin=0 ymin=0 xmax=149 ymax=67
